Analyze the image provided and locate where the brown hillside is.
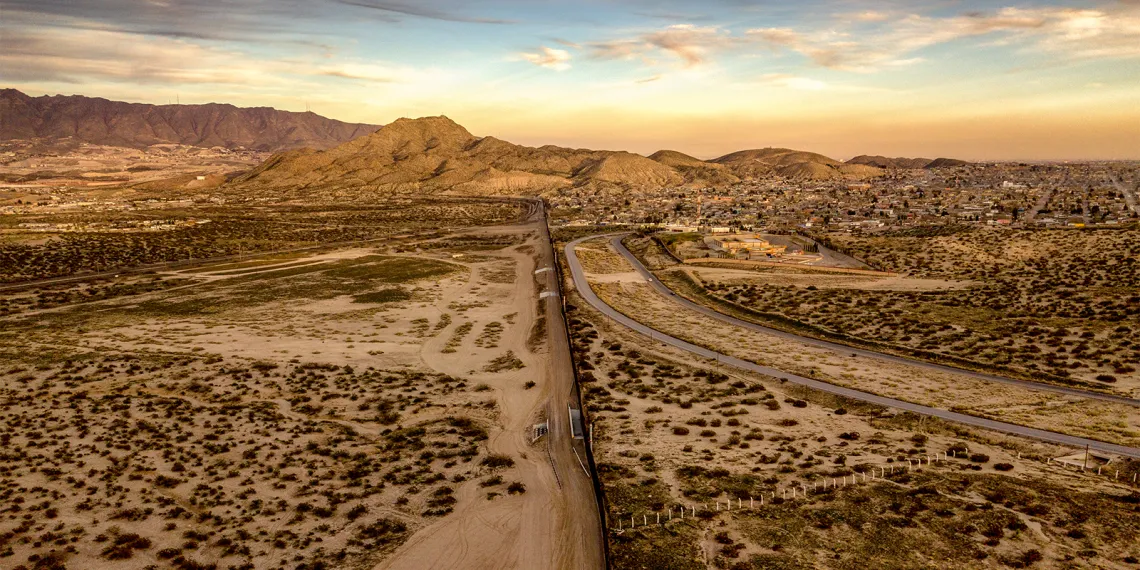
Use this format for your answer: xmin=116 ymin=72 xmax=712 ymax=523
xmin=233 ymin=116 xmax=687 ymax=196
xmin=777 ymin=162 xmax=841 ymax=180
xmin=0 ymin=88 xmax=378 ymax=151
xmin=714 ymin=147 xmax=881 ymax=181
xmin=648 ymin=150 xmax=708 ymax=168
xmin=575 ymin=153 xmax=683 ymax=186
xmin=847 ymin=155 xmax=934 ymax=169
xmin=230 ymin=116 xmax=898 ymax=197
xmin=648 ymin=150 xmax=740 ymax=185
xmin=926 ymin=157 xmax=972 ymax=168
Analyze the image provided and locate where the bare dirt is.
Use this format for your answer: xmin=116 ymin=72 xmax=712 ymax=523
xmin=0 ymin=225 xmax=594 ymax=570
xmin=579 ymin=241 xmax=1140 ymax=450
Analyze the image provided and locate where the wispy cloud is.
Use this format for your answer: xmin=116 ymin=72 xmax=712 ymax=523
xmin=552 ymin=38 xmax=582 ymax=49
xmin=589 ymin=24 xmax=738 ymax=68
xmin=571 ymin=4 xmax=1140 ymax=76
xmin=334 ymin=0 xmax=515 ymax=24
xmin=750 ymin=6 xmax=1140 ymax=71
xmin=519 ymin=47 xmax=572 ymax=71
xmin=0 ymin=25 xmax=431 ymax=86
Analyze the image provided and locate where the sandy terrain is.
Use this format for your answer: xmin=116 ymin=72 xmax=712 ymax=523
xmin=681 ymin=266 xmax=975 ymax=291
xmin=565 ymin=283 xmax=1140 ymax=569
xmin=577 ymin=241 xmax=1140 ymax=450
xmin=0 ymin=224 xmax=593 ymax=569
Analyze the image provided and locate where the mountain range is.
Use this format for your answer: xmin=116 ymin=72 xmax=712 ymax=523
xmin=2 ymin=90 xmax=972 ymax=195
xmin=0 ymin=89 xmax=379 ymax=151
xmin=847 ymin=155 xmax=971 ymax=169
xmin=234 ymin=116 xmax=957 ymax=196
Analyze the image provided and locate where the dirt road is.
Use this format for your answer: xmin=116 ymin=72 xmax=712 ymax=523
xmin=376 ymin=203 xmax=604 ymax=570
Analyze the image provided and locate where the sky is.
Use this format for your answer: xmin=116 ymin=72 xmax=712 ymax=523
xmin=2 ymin=0 xmax=1140 ymax=160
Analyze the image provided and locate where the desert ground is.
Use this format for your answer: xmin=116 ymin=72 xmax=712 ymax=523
xmin=0 ymin=139 xmax=268 ymax=211
xmin=565 ymin=238 xmax=1140 ymax=569
xmin=657 ymin=227 xmax=1140 ymax=392
xmin=573 ymin=237 xmax=1140 ymax=449
xmin=0 ymin=201 xmax=597 ymax=570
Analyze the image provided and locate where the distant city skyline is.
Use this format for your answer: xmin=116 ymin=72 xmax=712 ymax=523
xmin=3 ymin=0 xmax=1139 ymax=160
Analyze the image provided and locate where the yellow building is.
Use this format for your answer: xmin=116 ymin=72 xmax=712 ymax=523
xmin=713 ymin=234 xmax=787 ymax=255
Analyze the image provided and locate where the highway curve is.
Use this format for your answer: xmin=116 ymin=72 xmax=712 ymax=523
xmin=565 ymin=235 xmax=1140 ymax=459
xmin=610 ymin=236 xmax=1140 ymax=408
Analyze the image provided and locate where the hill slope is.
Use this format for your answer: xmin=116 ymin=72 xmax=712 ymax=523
xmin=713 ymin=148 xmax=882 ymax=180
xmin=847 ymin=155 xmax=934 ymax=169
xmin=0 ymin=88 xmax=379 ymax=151
xmin=233 ymin=116 xmax=683 ymax=196
xmin=234 ymin=118 xmax=898 ymax=197
xmin=847 ymin=155 xmax=972 ymax=169
xmin=648 ymin=150 xmax=740 ymax=185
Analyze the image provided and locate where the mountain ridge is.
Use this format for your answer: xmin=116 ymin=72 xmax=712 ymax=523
xmin=847 ymin=155 xmax=973 ymax=169
xmin=0 ymin=88 xmax=380 ymax=151
xmin=233 ymin=117 xmax=907 ymax=197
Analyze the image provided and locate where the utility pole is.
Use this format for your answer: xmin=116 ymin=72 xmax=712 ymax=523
xmin=1083 ymin=444 xmax=1089 ymax=471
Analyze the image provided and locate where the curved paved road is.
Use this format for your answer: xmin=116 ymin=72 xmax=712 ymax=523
xmin=565 ymin=236 xmax=1140 ymax=459
xmin=609 ymin=236 xmax=1140 ymax=408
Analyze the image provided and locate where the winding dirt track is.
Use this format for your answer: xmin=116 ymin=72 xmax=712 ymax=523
xmin=566 ymin=235 xmax=1140 ymax=459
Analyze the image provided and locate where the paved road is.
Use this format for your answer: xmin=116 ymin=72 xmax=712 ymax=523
xmin=609 ymin=236 xmax=1140 ymax=407
xmin=1024 ymin=183 xmax=1058 ymax=223
xmin=565 ymin=235 xmax=1140 ymax=459
xmin=1108 ymin=171 xmax=1140 ymax=217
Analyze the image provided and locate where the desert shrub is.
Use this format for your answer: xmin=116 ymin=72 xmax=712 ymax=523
xmin=481 ymin=454 xmax=515 ymax=469
xmin=352 ymin=288 xmax=411 ymax=304
xmin=101 ymin=533 xmax=152 ymax=560
xmin=346 ymin=505 xmax=368 ymax=521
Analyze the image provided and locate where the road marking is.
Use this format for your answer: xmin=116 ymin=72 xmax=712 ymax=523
xmin=540 ymin=291 xmax=558 ymax=299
